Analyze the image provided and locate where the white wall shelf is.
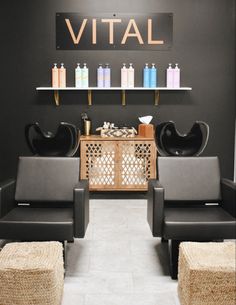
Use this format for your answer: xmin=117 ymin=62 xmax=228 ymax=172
xmin=36 ymin=87 xmax=192 ymax=106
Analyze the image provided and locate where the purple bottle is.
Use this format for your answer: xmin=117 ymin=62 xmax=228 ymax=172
xmin=97 ymin=64 xmax=104 ymax=88
xmin=173 ymin=63 xmax=180 ymax=88
xmin=104 ymin=63 xmax=111 ymax=87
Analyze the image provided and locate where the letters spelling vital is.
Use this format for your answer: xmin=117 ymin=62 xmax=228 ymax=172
xmin=65 ymin=18 xmax=164 ymax=45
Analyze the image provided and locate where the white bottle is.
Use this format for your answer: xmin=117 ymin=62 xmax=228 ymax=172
xmin=59 ymin=63 xmax=66 ymax=88
xmin=75 ymin=63 xmax=82 ymax=88
xmin=173 ymin=63 xmax=180 ymax=88
xmin=52 ymin=63 xmax=59 ymax=88
xmin=121 ymin=63 xmax=128 ymax=88
xmin=166 ymin=63 xmax=174 ymax=88
xmin=82 ymin=63 xmax=89 ymax=88
xmin=128 ymin=63 xmax=134 ymax=88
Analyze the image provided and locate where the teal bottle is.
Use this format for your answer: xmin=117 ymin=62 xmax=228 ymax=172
xmin=150 ymin=63 xmax=157 ymax=88
xmin=143 ymin=63 xmax=149 ymax=87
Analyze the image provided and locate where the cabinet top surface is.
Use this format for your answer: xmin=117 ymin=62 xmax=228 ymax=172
xmin=80 ymin=135 xmax=155 ymax=141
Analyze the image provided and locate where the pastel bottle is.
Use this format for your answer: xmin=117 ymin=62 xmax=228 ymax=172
xmin=128 ymin=63 xmax=134 ymax=88
xmin=149 ymin=63 xmax=157 ymax=88
xmin=52 ymin=63 xmax=59 ymax=88
xmin=104 ymin=63 xmax=111 ymax=88
xmin=59 ymin=63 xmax=66 ymax=88
xmin=121 ymin=63 xmax=128 ymax=88
xmin=143 ymin=63 xmax=149 ymax=88
xmin=173 ymin=63 xmax=180 ymax=88
xmin=82 ymin=63 xmax=89 ymax=88
xmin=166 ymin=63 xmax=174 ymax=88
xmin=97 ymin=64 xmax=104 ymax=88
xmin=75 ymin=63 xmax=82 ymax=88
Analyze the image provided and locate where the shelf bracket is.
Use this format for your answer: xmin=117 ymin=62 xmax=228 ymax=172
xmin=122 ymin=90 xmax=126 ymax=106
xmin=154 ymin=90 xmax=160 ymax=106
xmin=88 ymin=90 xmax=92 ymax=106
xmin=54 ymin=90 xmax=60 ymax=106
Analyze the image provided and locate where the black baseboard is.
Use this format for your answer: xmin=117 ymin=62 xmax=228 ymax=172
xmin=90 ymin=191 xmax=147 ymax=200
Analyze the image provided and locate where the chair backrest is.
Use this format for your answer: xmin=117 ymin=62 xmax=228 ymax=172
xmin=158 ymin=157 xmax=221 ymax=201
xmin=15 ymin=157 xmax=80 ymax=202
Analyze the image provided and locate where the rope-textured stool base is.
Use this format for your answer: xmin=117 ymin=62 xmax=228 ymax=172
xmin=178 ymin=242 xmax=236 ymax=305
xmin=0 ymin=241 xmax=64 ymax=305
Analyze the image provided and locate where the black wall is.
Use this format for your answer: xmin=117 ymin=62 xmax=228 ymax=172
xmin=0 ymin=0 xmax=235 ymax=182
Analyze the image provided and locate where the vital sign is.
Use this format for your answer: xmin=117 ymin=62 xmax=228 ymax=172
xmin=56 ymin=13 xmax=173 ymax=50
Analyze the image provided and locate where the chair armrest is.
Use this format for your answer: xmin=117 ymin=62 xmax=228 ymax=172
xmin=0 ymin=179 xmax=16 ymax=218
xmin=147 ymin=179 xmax=164 ymax=237
xmin=221 ymin=178 xmax=236 ymax=218
xmin=73 ymin=180 xmax=89 ymax=238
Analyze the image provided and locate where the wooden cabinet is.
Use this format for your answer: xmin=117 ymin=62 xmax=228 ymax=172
xmin=80 ymin=135 xmax=157 ymax=191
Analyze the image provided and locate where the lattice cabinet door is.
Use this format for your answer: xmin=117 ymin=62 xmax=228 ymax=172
xmin=80 ymin=137 xmax=157 ymax=191
xmin=118 ymin=141 xmax=156 ymax=190
xmin=80 ymin=140 xmax=118 ymax=190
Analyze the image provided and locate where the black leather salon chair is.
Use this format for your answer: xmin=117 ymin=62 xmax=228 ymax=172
xmin=156 ymin=121 xmax=209 ymax=156
xmin=0 ymin=157 xmax=89 ymax=243
xmin=147 ymin=156 xmax=236 ymax=279
xmin=25 ymin=122 xmax=80 ymax=157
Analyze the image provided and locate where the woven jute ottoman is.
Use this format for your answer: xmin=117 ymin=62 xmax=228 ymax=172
xmin=178 ymin=242 xmax=236 ymax=305
xmin=0 ymin=241 xmax=64 ymax=305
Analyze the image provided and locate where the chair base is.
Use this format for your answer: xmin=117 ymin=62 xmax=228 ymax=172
xmin=168 ymin=240 xmax=180 ymax=280
xmin=60 ymin=241 xmax=67 ymax=272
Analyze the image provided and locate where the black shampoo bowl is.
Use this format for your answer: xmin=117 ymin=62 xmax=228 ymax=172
xmin=25 ymin=122 xmax=80 ymax=157
xmin=156 ymin=121 xmax=209 ymax=156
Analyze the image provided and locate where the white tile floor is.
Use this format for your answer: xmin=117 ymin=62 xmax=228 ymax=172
xmin=62 ymin=199 xmax=180 ymax=305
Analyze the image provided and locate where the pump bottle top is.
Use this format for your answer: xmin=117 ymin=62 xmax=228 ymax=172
xmin=61 ymin=63 xmax=64 ymax=67
xmin=151 ymin=63 xmax=156 ymax=67
xmin=53 ymin=63 xmax=57 ymax=67
xmin=168 ymin=63 xmax=172 ymax=68
xmin=175 ymin=63 xmax=179 ymax=68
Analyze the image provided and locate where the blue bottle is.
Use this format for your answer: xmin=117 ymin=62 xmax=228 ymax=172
xmin=104 ymin=63 xmax=111 ymax=87
xmin=149 ymin=63 xmax=157 ymax=88
xmin=143 ymin=63 xmax=149 ymax=88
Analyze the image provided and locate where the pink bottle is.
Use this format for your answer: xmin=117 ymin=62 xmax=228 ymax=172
xmin=166 ymin=63 xmax=174 ymax=88
xmin=59 ymin=63 xmax=66 ymax=88
xmin=52 ymin=63 xmax=59 ymax=88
